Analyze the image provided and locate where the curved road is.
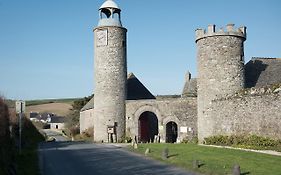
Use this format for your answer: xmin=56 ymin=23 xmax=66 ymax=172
xmin=38 ymin=142 xmax=198 ymax=175
xmin=42 ymin=129 xmax=68 ymax=142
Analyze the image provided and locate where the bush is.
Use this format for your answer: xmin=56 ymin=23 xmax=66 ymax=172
xmin=181 ymin=136 xmax=198 ymax=144
xmin=82 ymin=127 xmax=93 ymax=138
xmin=0 ymin=97 xmax=14 ymax=175
xmin=204 ymin=135 xmax=281 ymax=151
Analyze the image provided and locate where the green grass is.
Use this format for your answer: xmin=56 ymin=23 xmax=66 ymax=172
xmin=26 ymin=98 xmax=81 ymax=106
xmin=5 ymin=98 xmax=81 ymax=108
xmin=16 ymin=118 xmax=45 ymax=175
xmin=129 ymin=143 xmax=281 ymax=175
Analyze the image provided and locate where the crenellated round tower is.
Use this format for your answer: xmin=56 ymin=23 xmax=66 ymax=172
xmin=93 ymin=0 xmax=127 ymax=142
xmin=196 ymin=24 xmax=246 ymax=142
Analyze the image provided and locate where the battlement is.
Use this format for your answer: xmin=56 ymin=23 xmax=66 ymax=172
xmin=195 ymin=24 xmax=246 ymax=42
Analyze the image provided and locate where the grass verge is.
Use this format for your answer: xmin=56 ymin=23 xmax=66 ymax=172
xmin=16 ymin=118 xmax=45 ymax=175
xmin=129 ymin=143 xmax=281 ymax=175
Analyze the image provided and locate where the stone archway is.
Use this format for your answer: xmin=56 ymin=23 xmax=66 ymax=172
xmin=138 ymin=111 xmax=158 ymax=143
xmin=166 ymin=121 xmax=178 ymax=143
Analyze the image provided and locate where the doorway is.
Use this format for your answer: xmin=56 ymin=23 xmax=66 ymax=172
xmin=166 ymin=121 xmax=178 ymax=143
xmin=138 ymin=111 xmax=158 ymax=143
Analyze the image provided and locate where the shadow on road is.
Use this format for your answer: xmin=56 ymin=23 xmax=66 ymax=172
xmin=39 ymin=142 xmax=198 ymax=175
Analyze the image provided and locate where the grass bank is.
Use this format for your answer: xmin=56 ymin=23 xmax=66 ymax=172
xmin=129 ymin=143 xmax=281 ymax=175
xmin=16 ymin=118 xmax=45 ymax=175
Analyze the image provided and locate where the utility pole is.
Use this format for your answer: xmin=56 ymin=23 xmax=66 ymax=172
xmin=16 ymin=100 xmax=25 ymax=154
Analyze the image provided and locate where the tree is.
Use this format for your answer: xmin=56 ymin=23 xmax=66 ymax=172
xmin=65 ymin=94 xmax=94 ymax=137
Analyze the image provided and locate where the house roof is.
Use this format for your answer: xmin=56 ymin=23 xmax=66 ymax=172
xmin=182 ymin=78 xmax=197 ymax=97
xmin=80 ymin=96 xmax=95 ymax=112
xmin=182 ymin=71 xmax=197 ymax=97
xmin=50 ymin=116 xmax=65 ymax=123
xmin=245 ymin=57 xmax=281 ymax=88
xmin=127 ymin=73 xmax=155 ymax=100
xmin=81 ymin=73 xmax=155 ymax=112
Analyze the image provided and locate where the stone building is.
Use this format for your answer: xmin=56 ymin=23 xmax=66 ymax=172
xmin=93 ymin=0 xmax=127 ymax=142
xmin=80 ymin=0 xmax=281 ymax=143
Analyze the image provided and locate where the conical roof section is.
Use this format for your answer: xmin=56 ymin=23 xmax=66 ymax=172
xmin=127 ymin=73 xmax=155 ymax=100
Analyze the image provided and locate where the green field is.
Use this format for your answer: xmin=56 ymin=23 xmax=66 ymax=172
xmin=26 ymin=98 xmax=80 ymax=106
xmin=5 ymin=98 xmax=81 ymax=108
xmin=130 ymin=143 xmax=281 ymax=175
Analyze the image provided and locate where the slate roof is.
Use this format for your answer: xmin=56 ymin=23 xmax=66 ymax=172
xmin=127 ymin=73 xmax=155 ymax=100
xmin=80 ymin=96 xmax=95 ymax=112
xmin=182 ymin=78 xmax=197 ymax=97
xmin=50 ymin=116 xmax=65 ymax=123
xmin=182 ymin=72 xmax=197 ymax=97
xmin=245 ymin=57 xmax=281 ymax=88
xmin=81 ymin=73 xmax=155 ymax=112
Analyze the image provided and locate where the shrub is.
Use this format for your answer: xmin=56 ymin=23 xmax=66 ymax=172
xmin=0 ymin=97 xmax=13 ymax=175
xmin=204 ymin=134 xmax=281 ymax=151
xmin=82 ymin=127 xmax=93 ymax=138
xmin=181 ymin=136 xmax=198 ymax=144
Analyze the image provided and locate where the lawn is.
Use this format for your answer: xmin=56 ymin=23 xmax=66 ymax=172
xmin=130 ymin=143 xmax=281 ymax=175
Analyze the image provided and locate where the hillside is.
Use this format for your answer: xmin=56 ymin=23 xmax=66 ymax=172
xmin=25 ymin=102 xmax=72 ymax=117
xmin=5 ymin=98 xmax=80 ymax=108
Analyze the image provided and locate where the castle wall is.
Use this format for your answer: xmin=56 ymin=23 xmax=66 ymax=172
xmin=196 ymin=24 xmax=246 ymax=142
xmin=205 ymin=91 xmax=281 ymax=140
xmin=126 ymin=97 xmax=197 ymax=143
xmin=93 ymin=26 xmax=127 ymax=142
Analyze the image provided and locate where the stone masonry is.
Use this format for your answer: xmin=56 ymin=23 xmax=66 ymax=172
xmin=93 ymin=26 xmax=127 ymax=142
xmin=196 ymin=24 xmax=246 ymax=142
xmin=80 ymin=0 xmax=281 ymax=144
xmin=126 ymin=97 xmax=197 ymax=143
xmin=205 ymin=89 xmax=281 ymax=140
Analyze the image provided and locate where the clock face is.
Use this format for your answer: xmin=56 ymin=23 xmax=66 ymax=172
xmin=96 ymin=29 xmax=108 ymax=46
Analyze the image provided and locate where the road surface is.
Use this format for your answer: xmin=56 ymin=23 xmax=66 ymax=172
xmin=38 ymin=142 xmax=198 ymax=175
xmin=42 ymin=129 xmax=68 ymax=142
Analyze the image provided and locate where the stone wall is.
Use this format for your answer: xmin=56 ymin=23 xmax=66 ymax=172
xmin=204 ymin=91 xmax=281 ymax=140
xmin=80 ymin=109 xmax=94 ymax=133
xmin=126 ymin=97 xmax=197 ymax=143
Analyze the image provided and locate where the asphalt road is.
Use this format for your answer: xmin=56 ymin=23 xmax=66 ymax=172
xmin=38 ymin=142 xmax=198 ymax=175
xmin=42 ymin=129 xmax=68 ymax=142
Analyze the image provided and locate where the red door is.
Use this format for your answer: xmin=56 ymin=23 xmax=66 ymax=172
xmin=139 ymin=115 xmax=149 ymax=142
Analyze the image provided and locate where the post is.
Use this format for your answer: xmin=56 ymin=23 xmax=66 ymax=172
xmin=16 ymin=100 xmax=25 ymax=154
xmin=19 ymin=102 xmax=24 ymax=154
xmin=19 ymin=110 xmax=22 ymax=154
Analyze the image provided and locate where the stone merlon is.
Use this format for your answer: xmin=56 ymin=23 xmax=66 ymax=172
xmin=195 ymin=24 xmax=246 ymax=42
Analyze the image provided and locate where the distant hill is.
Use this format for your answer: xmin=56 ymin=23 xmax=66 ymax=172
xmin=26 ymin=102 xmax=72 ymax=117
xmin=25 ymin=98 xmax=81 ymax=106
xmin=5 ymin=98 xmax=81 ymax=108
xmin=5 ymin=98 xmax=81 ymax=117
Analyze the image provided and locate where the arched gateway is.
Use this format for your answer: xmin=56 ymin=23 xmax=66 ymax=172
xmin=166 ymin=121 xmax=178 ymax=143
xmin=138 ymin=111 xmax=158 ymax=143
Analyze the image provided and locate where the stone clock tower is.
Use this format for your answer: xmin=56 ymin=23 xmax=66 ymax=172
xmin=93 ymin=0 xmax=127 ymax=142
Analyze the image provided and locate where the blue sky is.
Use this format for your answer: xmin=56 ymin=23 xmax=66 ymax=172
xmin=0 ymin=0 xmax=280 ymax=100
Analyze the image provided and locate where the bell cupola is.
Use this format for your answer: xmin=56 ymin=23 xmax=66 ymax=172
xmin=98 ymin=0 xmax=122 ymax=27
